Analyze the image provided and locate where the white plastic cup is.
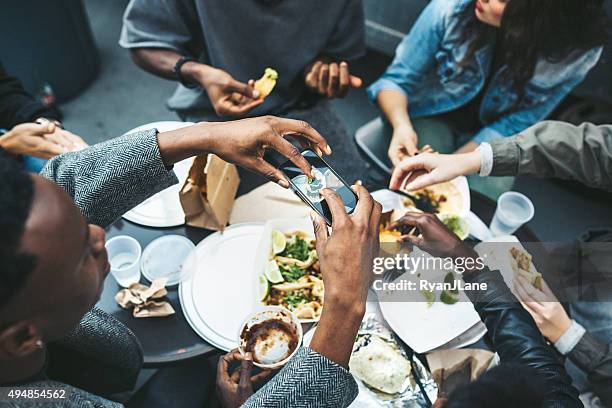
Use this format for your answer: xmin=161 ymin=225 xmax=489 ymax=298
xmin=490 ymin=192 xmax=535 ymax=236
xmin=105 ymin=236 xmax=142 ymax=287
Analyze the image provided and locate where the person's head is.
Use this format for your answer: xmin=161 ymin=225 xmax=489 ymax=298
xmin=464 ymin=0 xmax=608 ymax=90
xmin=0 ymin=158 xmax=109 ymax=362
xmin=438 ymin=364 xmax=546 ymax=408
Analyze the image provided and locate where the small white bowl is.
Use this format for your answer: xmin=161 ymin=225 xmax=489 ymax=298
xmin=238 ymin=306 xmax=303 ymax=368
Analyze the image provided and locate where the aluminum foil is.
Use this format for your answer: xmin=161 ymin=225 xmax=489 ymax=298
xmin=349 ymin=313 xmax=438 ymax=407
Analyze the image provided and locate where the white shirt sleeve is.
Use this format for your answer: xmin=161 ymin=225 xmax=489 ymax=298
xmin=554 ymin=320 xmax=586 ymax=355
xmin=477 ymin=142 xmax=494 ymax=177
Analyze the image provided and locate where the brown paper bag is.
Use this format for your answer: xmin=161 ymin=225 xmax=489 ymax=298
xmin=179 ymin=154 xmax=240 ymax=230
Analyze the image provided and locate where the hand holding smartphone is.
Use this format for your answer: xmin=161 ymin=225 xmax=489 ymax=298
xmin=279 ymin=150 xmax=358 ymax=225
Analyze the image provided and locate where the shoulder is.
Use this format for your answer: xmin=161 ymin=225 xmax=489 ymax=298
xmin=427 ymin=0 xmax=473 ymax=20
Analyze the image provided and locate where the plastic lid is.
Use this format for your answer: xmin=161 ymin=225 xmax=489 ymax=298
xmin=141 ymin=235 xmax=196 ymax=285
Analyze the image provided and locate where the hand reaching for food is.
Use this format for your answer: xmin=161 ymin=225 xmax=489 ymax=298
xmin=513 ymin=276 xmax=572 ymax=343
xmin=391 ymin=212 xmax=478 ymax=261
xmin=304 ymin=60 xmax=362 ymax=99
xmin=389 ymin=151 xmax=482 ymax=191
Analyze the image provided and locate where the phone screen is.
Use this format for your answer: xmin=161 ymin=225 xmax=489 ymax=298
xmin=279 ymin=150 xmax=358 ymax=224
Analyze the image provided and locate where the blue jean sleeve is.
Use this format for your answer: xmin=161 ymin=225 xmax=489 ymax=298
xmin=367 ymin=0 xmax=449 ymax=103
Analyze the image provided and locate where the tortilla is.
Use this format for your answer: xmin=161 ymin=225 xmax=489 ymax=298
xmin=509 ymin=247 xmax=542 ymax=289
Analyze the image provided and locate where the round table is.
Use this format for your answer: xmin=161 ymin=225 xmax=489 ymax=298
xmin=96 ymin=169 xmax=540 ymax=367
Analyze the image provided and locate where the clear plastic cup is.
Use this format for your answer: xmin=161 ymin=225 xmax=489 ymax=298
xmin=105 ymin=236 xmax=142 ymax=287
xmin=490 ymin=192 xmax=535 ymax=236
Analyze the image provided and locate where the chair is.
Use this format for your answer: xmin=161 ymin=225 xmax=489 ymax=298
xmin=354 ymin=117 xmax=393 ymax=175
xmin=46 ymin=307 xmax=144 ymax=398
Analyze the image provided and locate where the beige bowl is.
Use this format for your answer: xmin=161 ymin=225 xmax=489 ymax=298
xmin=238 ymin=306 xmax=303 ymax=369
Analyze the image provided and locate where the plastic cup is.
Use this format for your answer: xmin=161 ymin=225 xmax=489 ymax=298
xmin=105 ymin=236 xmax=142 ymax=287
xmin=489 ymin=192 xmax=535 ymax=236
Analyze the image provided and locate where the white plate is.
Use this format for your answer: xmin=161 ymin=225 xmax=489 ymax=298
xmin=254 ymin=218 xmax=319 ymax=323
xmin=122 ymin=121 xmax=194 ymax=227
xmin=371 ymin=176 xmax=471 ymax=219
xmin=378 ymin=258 xmax=484 ymax=353
xmin=179 ymin=223 xmax=264 ymax=351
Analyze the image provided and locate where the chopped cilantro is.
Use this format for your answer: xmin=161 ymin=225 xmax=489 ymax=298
xmin=284 ymin=293 xmax=308 ymax=308
xmin=281 ymin=235 xmax=310 ymax=261
xmin=281 ymin=264 xmax=305 ymax=282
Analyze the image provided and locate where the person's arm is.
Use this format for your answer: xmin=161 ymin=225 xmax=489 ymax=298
xmin=394 ymin=213 xmax=582 ymax=407
xmin=513 ymin=276 xmax=612 ymax=407
xmin=487 ymin=121 xmax=612 ymax=191
xmin=120 ymin=0 xmax=260 ymax=116
xmin=0 ymin=69 xmax=61 ymax=129
xmin=389 ymin=120 xmax=612 ymax=192
xmin=238 ymin=188 xmax=381 ymax=408
xmin=367 ymin=0 xmax=447 ymax=164
xmin=40 ymin=117 xmax=330 ymax=228
xmin=568 ymin=332 xmax=612 ymax=407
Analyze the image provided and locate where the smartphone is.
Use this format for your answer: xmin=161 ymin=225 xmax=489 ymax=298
xmin=279 ymin=149 xmax=358 ymax=225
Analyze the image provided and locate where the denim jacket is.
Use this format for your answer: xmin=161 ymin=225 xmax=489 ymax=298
xmin=367 ymin=0 xmax=602 ymax=143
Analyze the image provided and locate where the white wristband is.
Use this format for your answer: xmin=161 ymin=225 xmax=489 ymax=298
xmin=477 ymin=143 xmax=494 ymax=177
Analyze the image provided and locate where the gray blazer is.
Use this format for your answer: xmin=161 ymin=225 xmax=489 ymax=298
xmin=26 ymin=129 xmax=358 ymax=407
xmin=489 ymin=120 xmax=612 ymax=192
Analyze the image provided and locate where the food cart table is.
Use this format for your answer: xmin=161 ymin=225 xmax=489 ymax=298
xmin=96 ymin=168 xmax=539 ymax=367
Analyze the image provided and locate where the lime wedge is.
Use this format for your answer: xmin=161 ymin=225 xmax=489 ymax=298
xmin=271 ymin=230 xmax=286 ymax=255
xmin=259 ymin=274 xmax=270 ymax=302
xmin=265 ymin=259 xmax=284 ymax=284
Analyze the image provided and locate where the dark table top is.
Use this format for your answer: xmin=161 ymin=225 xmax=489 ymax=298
xmin=96 ymin=169 xmax=539 ymax=367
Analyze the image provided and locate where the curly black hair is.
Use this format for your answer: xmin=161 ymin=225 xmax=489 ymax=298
xmin=0 ymin=157 xmax=37 ymax=308
xmin=460 ymin=0 xmax=608 ymax=92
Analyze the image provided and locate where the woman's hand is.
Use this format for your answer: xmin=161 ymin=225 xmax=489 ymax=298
xmin=304 ymin=60 xmax=362 ymax=99
xmin=0 ymin=122 xmax=67 ymax=159
xmin=513 ymin=277 xmax=572 ymax=343
xmin=389 ymin=151 xmax=482 ymax=191
xmin=216 ymin=349 xmax=273 ymax=408
xmin=157 ymin=116 xmax=331 ymax=187
xmin=388 ymin=123 xmax=419 ymax=166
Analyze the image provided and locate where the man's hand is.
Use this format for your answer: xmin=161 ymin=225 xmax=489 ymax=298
xmin=391 ymin=212 xmax=478 ymax=261
xmin=0 ymin=122 xmax=84 ymax=159
xmin=190 ymin=64 xmax=263 ymax=117
xmin=513 ymin=277 xmax=572 ymax=343
xmin=304 ymin=60 xmax=362 ymax=99
xmin=389 ymin=151 xmax=482 ymax=191
xmin=388 ymin=124 xmax=419 ymax=166
xmin=309 ymin=185 xmax=382 ymax=367
xmin=216 ymin=349 xmax=272 ymax=408
xmin=157 ymin=116 xmax=331 ymax=187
